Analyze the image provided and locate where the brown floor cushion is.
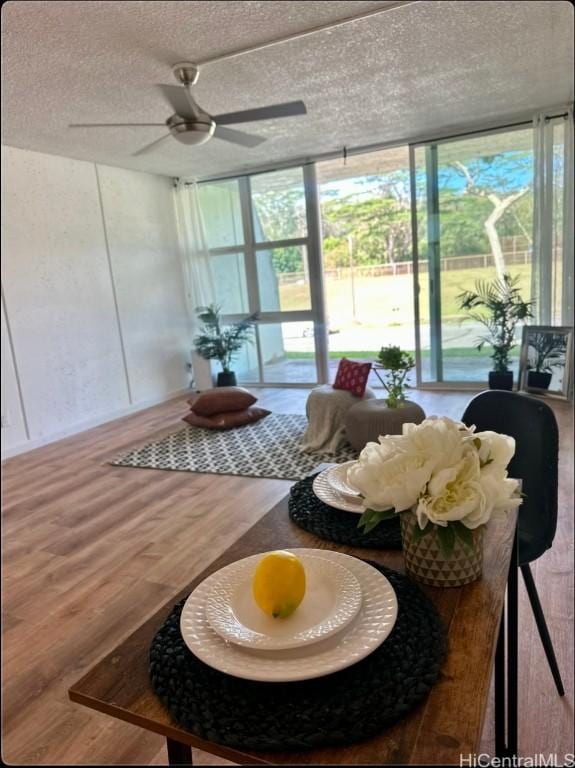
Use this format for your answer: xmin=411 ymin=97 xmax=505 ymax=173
xmin=187 ymin=387 xmax=257 ymax=416
xmin=183 ymin=406 xmax=270 ymax=430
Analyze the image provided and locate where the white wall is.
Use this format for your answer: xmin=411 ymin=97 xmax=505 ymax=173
xmin=1 ymin=146 xmax=191 ymax=458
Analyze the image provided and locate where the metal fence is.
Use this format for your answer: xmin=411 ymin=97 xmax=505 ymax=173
xmin=277 ymin=250 xmax=532 ymax=284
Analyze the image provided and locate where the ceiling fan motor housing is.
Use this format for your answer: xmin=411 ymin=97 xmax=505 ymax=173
xmin=167 ymin=114 xmax=215 ymax=145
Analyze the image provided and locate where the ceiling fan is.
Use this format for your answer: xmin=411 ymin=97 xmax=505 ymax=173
xmin=69 ymin=62 xmax=307 ymax=156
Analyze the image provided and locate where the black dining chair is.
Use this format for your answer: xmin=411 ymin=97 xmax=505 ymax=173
xmin=461 ymin=389 xmax=565 ymax=696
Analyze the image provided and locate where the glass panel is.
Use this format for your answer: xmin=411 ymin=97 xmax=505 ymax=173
xmin=412 ymin=146 xmax=433 ymax=383
xmin=209 ymin=251 xmax=249 ymax=314
xmin=256 ymin=245 xmax=311 ymax=312
xmin=439 ymin=129 xmax=533 ymax=382
xmin=259 ymin=322 xmax=317 ymax=384
xmin=415 ymin=129 xmax=535 ymax=383
xmin=317 ymin=146 xmax=414 ymax=389
xmin=230 ymin=339 xmax=260 ymax=384
xmin=251 ymin=167 xmax=307 ymax=242
xmin=197 ymin=180 xmax=244 ymax=248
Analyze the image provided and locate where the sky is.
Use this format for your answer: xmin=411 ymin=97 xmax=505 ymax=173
xmin=319 ymin=149 xmax=535 ymax=203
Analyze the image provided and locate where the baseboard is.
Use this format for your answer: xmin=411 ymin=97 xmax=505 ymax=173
xmin=1 ymin=387 xmax=191 ymax=460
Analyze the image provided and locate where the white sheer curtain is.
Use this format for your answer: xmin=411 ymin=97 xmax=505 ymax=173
xmin=173 ymin=180 xmax=216 ymax=389
xmin=532 ymin=111 xmax=551 ymax=323
xmin=532 ymin=106 xmax=574 ymax=325
xmin=173 ymin=180 xmax=215 ymax=313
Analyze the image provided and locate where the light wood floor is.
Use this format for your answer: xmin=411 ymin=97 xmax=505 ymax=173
xmin=2 ymin=388 xmax=573 ymax=765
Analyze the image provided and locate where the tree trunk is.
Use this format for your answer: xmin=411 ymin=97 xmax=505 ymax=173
xmin=485 ymin=190 xmax=528 ymax=281
xmin=450 ymin=161 xmax=528 ymax=283
xmin=484 ymin=209 xmax=507 ymax=282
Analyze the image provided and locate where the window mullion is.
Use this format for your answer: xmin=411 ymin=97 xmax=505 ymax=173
xmin=238 ymin=176 xmax=264 ymax=382
xmin=238 ymin=176 xmax=260 ymax=315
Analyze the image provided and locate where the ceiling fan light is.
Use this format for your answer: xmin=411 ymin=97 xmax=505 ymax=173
xmin=169 ymin=119 xmax=215 ymax=146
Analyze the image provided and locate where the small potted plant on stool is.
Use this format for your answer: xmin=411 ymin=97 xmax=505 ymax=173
xmin=376 ymin=345 xmax=417 ymax=409
xmin=194 ymin=305 xmax=257 ymax=387
xmin=345 ymin=345 xmax=425 ymax=451
xmin=457 ymin=273 xmax=534 ymax=390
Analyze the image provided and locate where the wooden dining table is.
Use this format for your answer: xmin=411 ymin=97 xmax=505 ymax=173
xmin=69 ymin=481 xmax=518 ymax=766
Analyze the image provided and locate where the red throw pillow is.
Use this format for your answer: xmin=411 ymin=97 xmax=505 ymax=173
xmin=333 ymin=358 xmax=372 ymax=397
xmin=183 ymin=406 xmax=270 ymax=430
xmin=187 ymin=387 xmax=257 ymax=416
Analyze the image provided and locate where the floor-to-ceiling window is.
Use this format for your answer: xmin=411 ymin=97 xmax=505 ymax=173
xmin=196 ymin=178 xmax=259 ymax=381
xmin=412 ymin=127 xmax=535 ymax=385
xmin=411 ymin=121 xmax=571 ymax=386
xmin=197 ymin=166 xmax=324 ymax=385
xmin=316 ymin=147 xmax=414 ymax=389
xmin=191 ymin=112 xmax=571 ymax=390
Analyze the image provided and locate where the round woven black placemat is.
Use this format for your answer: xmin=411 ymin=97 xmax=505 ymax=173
xmin=288 ymin=474 xmax=402 ymax=549
xmin=149 ymin=561 xmax=446 ymax=751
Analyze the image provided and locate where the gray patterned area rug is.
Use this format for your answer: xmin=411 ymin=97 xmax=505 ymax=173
xmin=110 ymin=413 xmax=358 ymax=481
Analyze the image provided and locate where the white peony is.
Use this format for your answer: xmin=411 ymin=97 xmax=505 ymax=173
xmin=473 ymin=431 xmax=516 ymax=472
xmin=347 ymin=443 xmax=434 ymax=513
xmin=349 ymin=415 xmax=522 ymax=535
xmin=416 ymin=448 xmax=489 ymax=529
xmin=401 ymin=417 xmax=473 ymax=475
xmin=479 ymin=467 xmax=522 ymax=517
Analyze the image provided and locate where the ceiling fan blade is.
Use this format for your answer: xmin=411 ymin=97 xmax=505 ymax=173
xmin=213 ymin=126 xmax=266 ymax=148
xmin=69 ymin=123 xmax=166 ymax=128
xmin=132 ymin=134 xmax=172 ymax=156
xmin=213 ymin=100 xmax=306 ymax=126
xmin=156 ymin=84 xmax=196 ymax=119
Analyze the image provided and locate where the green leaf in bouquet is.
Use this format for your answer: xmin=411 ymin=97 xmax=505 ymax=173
xmin=411 ymin=518 xmax=435 ymax=543
xmin=357 ymin=507 xmax=396 ymax=533
xmin=452 ymin=520 xmax=475 ymax=551
xmin=436 ymin=524 xmax=456 ymax=559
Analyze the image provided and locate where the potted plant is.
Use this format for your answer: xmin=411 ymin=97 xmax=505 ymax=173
xmin=376 ymin=345 xmax=416 ymax=408
xmin=375 ymin=345 xmax=426 ymax=430
xmin=194 ymin=305 xmax=257 ymax=387
xmin=349 ymin=416 xmax=521 ymax=587
xmin=345 ymin=346 xmax=425 ymax=450
xmin=526 ymin=331 xmax=567 ymax=390
xmin=457 ymin=273 xmax=534 ymax=390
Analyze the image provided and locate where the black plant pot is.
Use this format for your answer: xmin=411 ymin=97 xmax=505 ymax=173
xmin=527 ymin=371 xmax=552 ymax=390
xmin=488 ymin=370 xmax=514 ymax=391
xmin=217 ymin=371 xmax=237 ymax=387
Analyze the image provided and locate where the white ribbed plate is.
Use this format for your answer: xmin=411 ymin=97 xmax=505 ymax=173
xmin=180 ymin=548 xmax=397 ymax=683
xmin=205 ymin=554 xmax=362 ymax=650
xmin=326 ymin=461 xmax=361 ymax=496
xmin=313 ymin=465 xmax=364 ymax=514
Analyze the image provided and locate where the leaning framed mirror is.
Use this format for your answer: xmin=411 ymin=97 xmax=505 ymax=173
xmin=518 ymin=325 xmax=573 ymax=399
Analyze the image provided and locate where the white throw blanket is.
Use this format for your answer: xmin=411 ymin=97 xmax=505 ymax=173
xmin=300 ymin=384 xmax=375 ymax=455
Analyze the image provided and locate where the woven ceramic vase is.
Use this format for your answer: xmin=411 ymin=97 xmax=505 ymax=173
xmin=400 ymin=513 xmax=484 ymax=587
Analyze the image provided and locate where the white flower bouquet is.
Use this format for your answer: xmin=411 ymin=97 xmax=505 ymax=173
xmin=348 ymin=416 xmax=521 ymax=560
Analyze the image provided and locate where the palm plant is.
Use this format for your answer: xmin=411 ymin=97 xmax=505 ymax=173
xmin=457 ymin=273 xmax=534 ymax=373
xmin=194 ymin=305 xmax=257 ymax=374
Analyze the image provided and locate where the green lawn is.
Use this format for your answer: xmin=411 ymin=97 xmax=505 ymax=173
xmin=280 ymin=263 xmax=532 ymax=324
xmin=285 ymin=347 xmax=521 ymax=360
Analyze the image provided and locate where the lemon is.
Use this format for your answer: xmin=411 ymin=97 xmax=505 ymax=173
xmin=252 ymin=550 xmax=306 ymax=619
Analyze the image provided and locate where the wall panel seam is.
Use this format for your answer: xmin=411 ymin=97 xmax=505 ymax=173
xmin=94 ymin=164 xmax=133 ymax=404
xmin=0 ymin=280 xmax=30 ymax=440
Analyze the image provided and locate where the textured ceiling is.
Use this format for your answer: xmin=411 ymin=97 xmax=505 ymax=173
xmin=1 ymin=0 xmax=573 ymax=179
